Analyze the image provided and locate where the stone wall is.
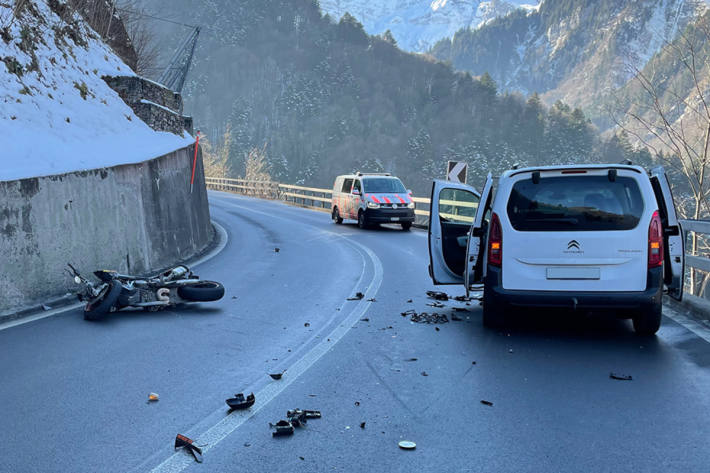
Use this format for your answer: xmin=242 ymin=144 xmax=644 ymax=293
xmin=0 ymin=144 xmax=211 ymax=316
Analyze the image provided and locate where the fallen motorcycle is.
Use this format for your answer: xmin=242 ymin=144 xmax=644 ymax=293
xmin=67 ymin=264 xmax=225 ymax=320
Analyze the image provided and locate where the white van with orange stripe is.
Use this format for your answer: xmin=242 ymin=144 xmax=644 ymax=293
xmin=331 ymin=172 xmax=416 ymax=230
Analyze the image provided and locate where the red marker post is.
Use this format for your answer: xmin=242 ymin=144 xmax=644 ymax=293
xmin=190 ymin=131 xmax=200 ymax=193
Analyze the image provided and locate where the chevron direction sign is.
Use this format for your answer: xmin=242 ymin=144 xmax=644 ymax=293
xmin=447 ymin=161 xmax=467 ymax=184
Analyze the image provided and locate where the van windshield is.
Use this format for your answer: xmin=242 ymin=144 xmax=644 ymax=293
xmin=363 ymin=178 xmax=406 ymax=194
xmin=507 ymin=175 xmax=644 ymax=231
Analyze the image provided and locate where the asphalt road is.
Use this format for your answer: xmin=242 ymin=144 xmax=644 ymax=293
xmin=1 ymin=191 xmax=710 ymax=473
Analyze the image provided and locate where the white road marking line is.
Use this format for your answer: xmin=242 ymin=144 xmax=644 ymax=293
xmin=149 ymin=199 xmax=384 ymax=473
xmin=663 ymin=306 xmax=710 ymax=344
xmin=0 ymin=221 xmax=228 ymax=333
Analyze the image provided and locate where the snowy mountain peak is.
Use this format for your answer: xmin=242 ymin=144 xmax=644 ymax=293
xmin=319 ymin=0 xmax=541 ymax=51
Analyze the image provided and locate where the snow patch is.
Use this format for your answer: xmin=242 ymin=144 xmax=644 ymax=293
xmin=0 ymin=1 xmax=192 ymax=182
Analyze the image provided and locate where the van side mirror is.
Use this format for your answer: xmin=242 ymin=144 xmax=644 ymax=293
xmin=407 ymin=189 xmax=412 ymax=194
xmin=352 ymin=189 xmax=360 ymax=195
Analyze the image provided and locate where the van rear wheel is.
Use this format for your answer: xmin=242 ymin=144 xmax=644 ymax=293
xmin=482 ymin=286 xmax=506 ymax=328
xmin=632 ymin=302 xmax=662 ymax=336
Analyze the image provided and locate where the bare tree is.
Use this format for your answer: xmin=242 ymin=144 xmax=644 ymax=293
xmin=115 ymin=0 xmax=160 ymax=75
xmin=201 ymin=127 xmax=230 ymax=179
xmin=613 ymin=12 xmax=710 ymax=294
xmin=244 ymin=144 xmax=274 ymax=198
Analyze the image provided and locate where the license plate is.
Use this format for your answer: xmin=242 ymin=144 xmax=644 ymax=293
xmin=546 ymin=267 xmax=600 ymax=280
xmin=390 ymin=217 xmax=400 ymax=222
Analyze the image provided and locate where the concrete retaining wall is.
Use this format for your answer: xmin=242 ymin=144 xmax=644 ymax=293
xmin=0 ymin=144 xmax=212 ymax=316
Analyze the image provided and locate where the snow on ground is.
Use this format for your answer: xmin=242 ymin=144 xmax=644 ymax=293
xmin=0 ymin=1 xmax=193 ymax=182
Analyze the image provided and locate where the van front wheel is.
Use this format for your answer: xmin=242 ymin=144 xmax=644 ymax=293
xmin=358 ymin=211 xmax=367 ymax=229
xmin=632 ymin=302 xmax=662 ymax=336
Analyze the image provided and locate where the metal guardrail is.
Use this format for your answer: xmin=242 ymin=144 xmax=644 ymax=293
xmin=205 ymin=178 xmax=708 ymax=295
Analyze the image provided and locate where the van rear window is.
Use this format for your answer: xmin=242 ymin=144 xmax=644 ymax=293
xmin=506 ymin=175 xmax=644 ymax=231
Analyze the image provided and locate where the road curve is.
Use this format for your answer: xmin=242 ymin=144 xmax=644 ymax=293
xmin=0 ymin=191 xmax=709 ymax=473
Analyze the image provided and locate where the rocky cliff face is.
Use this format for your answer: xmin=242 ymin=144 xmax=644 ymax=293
xmin=319 ymin=0 xmax=539 ymax=51
xmin=431 ymin=0 xmax=707 ymax=126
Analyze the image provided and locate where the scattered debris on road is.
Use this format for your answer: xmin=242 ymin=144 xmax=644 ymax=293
xmin=398 ymin=440 xmax=416 ymax=450
xmin=148 ymin=392 xmax=159 ymax=402
xmin=354 ymin=401 xmax=360 ymax=406
xmin=367 ymin=297 xmax=376 ymax=302
xmin=175 ymin=434 xmax=203 ymax=463
xmin=270 ymin=420 xmax=294 ymax=437
xmin=435 ymin=327 xmax=440 ymax=331
xmin=360 ymin=422 xmax=366 ymax=429
xmin=609 ymin=373 xmax=633 ymax=381
xmin=472 ymin=361 xmax=477 ymax=365
xmin=427 ymin=301 xmax=446 ymax=308
xmin=421 ymin=371 xmax=429 ymax=376
xmin=480 ymin=400 xmax=493 ymax=406
xmin=401 ymin=309 xmax=416 ymax=317
xmin=453 ymin=295 xmax=471 ymax=302
xmin=426 ymin=290 xmax=449 ymax=301
xmin=274 ymin=247 xmax=280 ymax=253
xmin=408 ymin=311 xmax=449 ymax=324
xmin=347 ymin=292 xmax=365 ymax=301
xmin=406 ymin=299 xmax=413 ymax=303
xmin=269 ymin=372 xmax=285 ymax=380
xmin=226 ymin=392 xmax=255 ymax=410
xmin=360 ymin=317 xmax=370 ymax=322
xmin=405 ymin=358 xmax=418 ymax=362
xmin=304 ymin=322 xmax=310 ymax=327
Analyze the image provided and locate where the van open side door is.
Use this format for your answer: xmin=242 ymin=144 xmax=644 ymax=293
xmin=464 ymin=174 xmax=493 ymax=297
xmin=428 ymin=180 xmax=480 ymax=285
xmin=650 ymin=167 xmax=684 ymax=301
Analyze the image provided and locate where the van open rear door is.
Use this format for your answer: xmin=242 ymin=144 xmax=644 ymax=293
xmin=650 ymin=167 xmax=684 ymax=301
xmin=428 ymin=180 xmax=480 ymax=285
xmin=464 ymin=174 xmax=493 ymax=296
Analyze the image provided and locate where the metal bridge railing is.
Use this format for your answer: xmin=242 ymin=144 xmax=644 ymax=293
xmin=680 ymin=219 xmax=710 ymax=296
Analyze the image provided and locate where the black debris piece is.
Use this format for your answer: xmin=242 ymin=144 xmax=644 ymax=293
xmin=406 ymin=299 xmax=413 ymax=303
xmin=367 ymin=298 xmax=376 ymax=302
xmin=274 ymin=247 xmax=280 ymax=253
xmin=472 ymin=361 xmax=477 ymax=365
xmin=453 ymin=295 xmax=471 ymax=302
xmin=308 ymin=394 xmax=317 ymax=397
xmin=435 ymin=327 xmax=440 ymax=331
xmin=427 ymin=301 xmax=445 ymax=308
xmin=347 ymin=292 xmax=365 ymax=301
xmin=354 ymin=401 xmax=360 ymax=406
xmin=270 ymin=420 xmax=294 ymax=437
xmin=480 ymin=400 xmax=493 ymax=406
xmin=244 ymin=442 xmax=251 ymax=447
xmin=409 ymin=311 xmax=449 ymax=324
xmin=610 ymin=373 xmax=633 ymax=381
xmin=421 ymin=371 xmax=428 ymax=376
xmin=299 ymin=456 xmax=305 ymax=461
xmin=405 ymin=358 xmax=418 ymax=362
xmin=269 ymin=372 xmax=284 ymax=380
xmin=360 ymin=422 xmax=366 ymax=429
xmin=226 ymin=392 xmax=255 ymax=410
xmin=175 ymin=434 xmax=203 ymax=463
xmin=400 ymin=309 xmax=416 ymax=317
xmin=360 ymin=318 xmax=370 ymax=322
xmin=304 ymin=322 xmax=310 ymax=327
xmin=231 ymin=296 xmax=237 ymax=299
xmin=287 ymin=408 xmax=321 ymax=419
xmin=451 ymin=314 xmax=463 ymax=321
xmin=426 ymin=290 xmax=449 ymax=301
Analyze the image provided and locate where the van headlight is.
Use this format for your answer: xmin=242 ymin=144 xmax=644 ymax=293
xmin=407 ymin=202 xmax=415 ymax=209
xmin=367 ymin=202 xmax=380 ymax=209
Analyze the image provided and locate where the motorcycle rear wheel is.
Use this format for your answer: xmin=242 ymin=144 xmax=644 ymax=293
xmin=84 ymin=280 xmax=122 ymax=321
xmin=178 ymin=281 xmax=225 ymax=302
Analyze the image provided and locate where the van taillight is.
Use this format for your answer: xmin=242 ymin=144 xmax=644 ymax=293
xmin=648 ymin=210 xmax=664 ymax=268
xmin=488 ymin=212 xmax=502 ymax=267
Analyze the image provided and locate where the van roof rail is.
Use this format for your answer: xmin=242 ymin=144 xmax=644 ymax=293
xmin=356 ymin=172 xmax=391 ymax=176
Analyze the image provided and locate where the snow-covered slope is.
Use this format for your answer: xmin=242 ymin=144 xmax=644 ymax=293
xmin=0 ymin=0 xmax=192 ymax=182
xmin=319 ymin=0 xmax=539 ymax=52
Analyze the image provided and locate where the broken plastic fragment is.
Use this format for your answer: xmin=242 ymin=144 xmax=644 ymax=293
xmin=609 ymin=373 xmax=632 ymax=381
xmin=480 ymin=400 xmax=493 ymax=406
xmin=226 ymin=392 xmax=255 ymax=410
xmin=174 ymin=434 xmax=203 ymax=463
xmin=398 ymin=440 xmax=416 ymax=450
xmin=367 ymin=298 xmax=376 ymax=302
xmin=304 ymin=322 xmax=310 ymax=327
xmin=427 ymin=301 xmax=445 ymax=308
xmin=406 ymin=299 xmax=413 ymax=303
xmin=274 ymin=247 xmax=280 ymax=253
xmin=148 ymin=392 xmax=159 ymax=402
xmin=405 ymin=358 xmax=418 ymax=362
xmin=360 ymin=422 xmax=366 ymax=429
xmin=360 ymin=317 xmax=370 ymax=322
xmin=421 ymin=371 xmax=428 ymax=376
xmin=426 ymin=291 xmax=449 ymax=301
xmin=269 ymin=372 xmax=284 ymax=380
xmin=347 ymin=292 xmax=365 ymax=301
xmin=270 ymin=420 xmax=294 ymax=437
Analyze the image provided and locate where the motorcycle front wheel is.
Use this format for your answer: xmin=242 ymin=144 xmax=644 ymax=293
xmin=84 ymin=280 xmax=122 ymax=321
xmin=178 ymin=281 xmax=225 ymax=302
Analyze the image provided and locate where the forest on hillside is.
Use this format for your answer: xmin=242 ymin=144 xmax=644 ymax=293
xmin=135 ymin=0 xmax=641 ymax=194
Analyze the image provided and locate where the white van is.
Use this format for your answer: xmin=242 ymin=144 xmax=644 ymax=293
xmin=331 ymin=172 xmax=416 ymax=230
xmin=428 ymin=164 xmax=684 ymax=335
